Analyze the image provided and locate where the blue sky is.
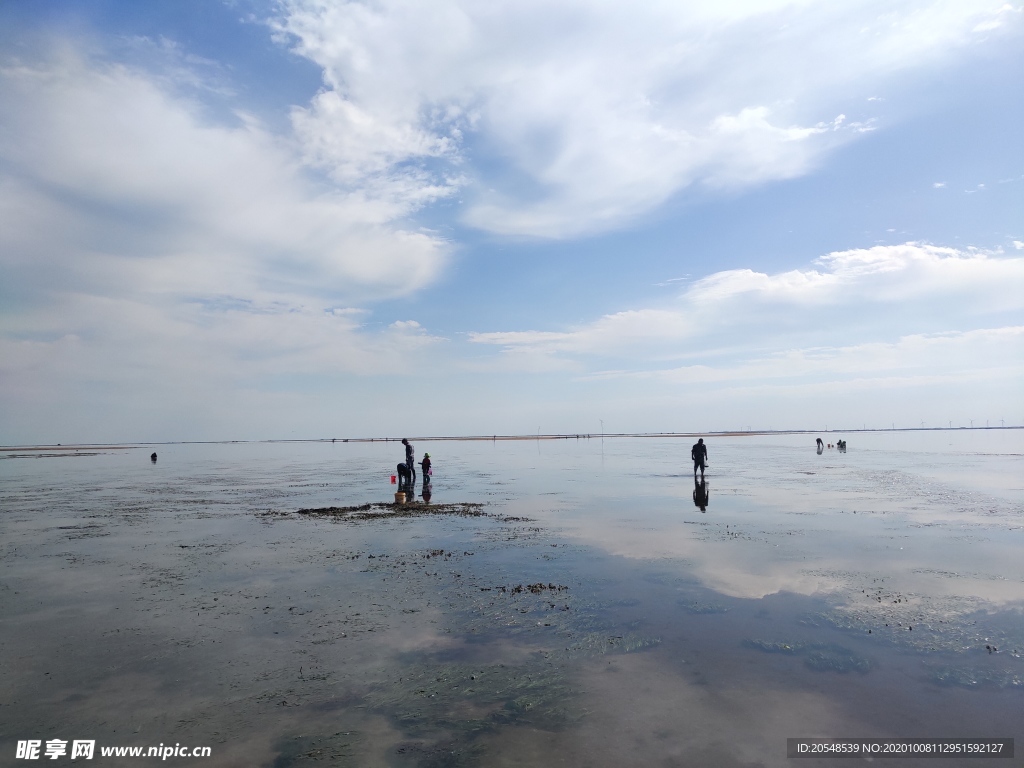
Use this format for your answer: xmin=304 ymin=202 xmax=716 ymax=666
xmin=1 ymin=0 xmax=1022 ymax=443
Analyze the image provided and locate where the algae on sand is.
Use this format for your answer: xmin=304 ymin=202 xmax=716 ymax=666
xmin=365 ymin=660 xmax=582 ymax=737
xmin=272 ymin=731 xmax=363 ymax=767
xmin=296 ymin=502 xmax=487 ymax=520
xmin=930 ymin=665 xmax=1024 ymax=689
xmin=803 ymin=598 xmax=1024 ymax=657
xmin=679 ymin=599 xmax=729 ymax=615
xmin=743 ymin=639 xmax=871 ymax=673
xmin=352 ymin=659 xmax=584 ymax=767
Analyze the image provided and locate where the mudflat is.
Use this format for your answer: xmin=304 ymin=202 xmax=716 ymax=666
xmin=1 ymin=432 xmax=1021 ymax=767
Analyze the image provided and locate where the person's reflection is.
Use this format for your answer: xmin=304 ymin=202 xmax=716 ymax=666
xmin=420 ymin=457 xmax=432 ymax=504
xmin=816 ymin=443 xmax=824 ymax=455
xmin=692 ymin=477 xmax=709 ymax=512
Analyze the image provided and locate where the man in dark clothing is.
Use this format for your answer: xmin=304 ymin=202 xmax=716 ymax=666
xmin=691 ymin=438 xmax=707 ymax=480
xmin=402 ymin=438 xmax=416 ymax=484
xmin=397 ymin=462 xmax=412 ymax=490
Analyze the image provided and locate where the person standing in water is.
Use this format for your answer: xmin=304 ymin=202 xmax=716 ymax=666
xmin=691 ymin=438 xmax=708 ymax=480
xmin=420 ymin=452 xmax=432 ymax=485
xmin=402 ymin=438 xmax=416 ymax=484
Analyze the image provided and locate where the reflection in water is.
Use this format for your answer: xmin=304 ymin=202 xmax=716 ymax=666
xmin=692 ymin=477 xmax=709 ymax=512
xmin=1 ymin=433 xmax=1022 ymax=767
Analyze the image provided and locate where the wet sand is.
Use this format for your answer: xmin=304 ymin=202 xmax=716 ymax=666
xmin=1 ymin=433 xmax=1022 ymax=766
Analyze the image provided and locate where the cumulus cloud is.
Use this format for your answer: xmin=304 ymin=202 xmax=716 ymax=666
xmin=0 ymin=47 xmax=447 ymax=302
xmin=692 ymin=243 xmax=1023 ymax=308
xmin=468 ymin=244 xmax=1024 ymax=369
xmin=275 ymin=0 xmax=1019 ymax=237
xmin=0 ymin=45 xmax=459 ymax=442
xmin=2 ymin=8 xmax=1020 ymax=441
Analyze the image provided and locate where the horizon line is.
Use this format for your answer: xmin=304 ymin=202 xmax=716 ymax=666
xmin=2 ymin=425 xmax=1021 ymax=451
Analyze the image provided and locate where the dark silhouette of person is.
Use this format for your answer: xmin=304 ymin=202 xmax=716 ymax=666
xmin=693 ymin=477 xmax=709 ymax=512
xmin=691 ymin=438 xmax=708 ymax=479
xmin=401 ymin=438 xmax=416 ymax=484
xmin=150 ymin=452 xmax=157 ymax=463
xmin=396 ymin=462 xmax=412 ymax=491
xmin=816 ymin=437 xmax=823 ymax=450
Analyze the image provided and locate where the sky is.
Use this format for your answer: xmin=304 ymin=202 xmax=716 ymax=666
xmin=1 ymin=0 xmax=1022 ymax=443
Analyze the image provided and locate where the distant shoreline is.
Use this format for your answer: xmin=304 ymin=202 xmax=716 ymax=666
xmin=2 ymin=425 xmax=1021 ymax=451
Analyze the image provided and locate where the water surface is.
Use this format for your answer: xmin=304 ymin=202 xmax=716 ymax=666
xmin=1 ymin=432 xmax=1022 ymax=766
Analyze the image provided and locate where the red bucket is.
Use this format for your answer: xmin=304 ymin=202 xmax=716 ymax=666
xmin=390 ymin=475 xmax=397 ymax=484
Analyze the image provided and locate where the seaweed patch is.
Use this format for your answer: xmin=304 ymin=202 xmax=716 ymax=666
xmin=295 ymin=502 xmax=488 ymax=520
xmin=743 ymin=639 xmax=871 ymax=673
xmin=930 ymin=666 xmax=1024 ymax=689
xmin=679 ymin=599 xmax=729 ymax=615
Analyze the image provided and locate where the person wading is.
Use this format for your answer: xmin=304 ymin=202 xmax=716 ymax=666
xmin=401 ymin=438 xmax=416 ymax=484
xmin=691 ymin=437 xmax=708 ymax=480
xmin=420 ymin=453 xmax=431 ymax=485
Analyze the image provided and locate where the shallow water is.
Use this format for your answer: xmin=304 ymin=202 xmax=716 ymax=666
xmin=1 ymin=432 xmax=1022 ymax=767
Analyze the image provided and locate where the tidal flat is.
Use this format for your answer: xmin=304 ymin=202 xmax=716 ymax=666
xmin=1 ymin=432 xmax=1022 ymax=766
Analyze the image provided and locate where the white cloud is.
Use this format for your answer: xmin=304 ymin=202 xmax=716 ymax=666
xmin=692 ymin=243 xmax=1024 ymax=309
xmin=0 ymin=287 xmax=453 ymax=446
xmin=589 ymin=326 xmax=1024 ymax=388
xmin=276 ymin=0 xmax=1020 ymax=237
xmin=0 ymin=48 xmax=447 ymax=303
xmin=0 ymin=293 xmax=447 ymax=390
xmin=2 ymin=10 xmax=1020 ymax=442
xmin=470 ymin=244 xmax=1024 ymax=358
xmin=0 ymin=46 xmax=461 ymax=442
